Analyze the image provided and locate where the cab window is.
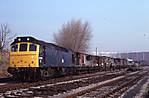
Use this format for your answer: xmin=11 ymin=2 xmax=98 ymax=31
xmin=20 ymin=44 xmax=27 ymax=51
xmin=11 ymin=44 xmax=18 ymax=52
xmin=29 ymin=44 xmax=37 ymax=51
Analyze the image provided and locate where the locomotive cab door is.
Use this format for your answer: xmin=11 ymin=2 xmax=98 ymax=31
xmin=39 ymin=45 xmax=46 ymax=66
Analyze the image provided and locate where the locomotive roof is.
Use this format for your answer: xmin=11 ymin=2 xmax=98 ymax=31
xmin=11 ymin=36 xmax=71 ymax=52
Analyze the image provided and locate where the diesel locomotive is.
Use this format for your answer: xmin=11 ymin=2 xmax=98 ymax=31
xmin=8 ymin=36 xmax=136 ymax=81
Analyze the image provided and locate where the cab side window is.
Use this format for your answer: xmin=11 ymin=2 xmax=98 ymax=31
xmin=11 ymin=44 xmax=18 ymax=52
xmin=29 ymin=44 xmax=37 ymax=51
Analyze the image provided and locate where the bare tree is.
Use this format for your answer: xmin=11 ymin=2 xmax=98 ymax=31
xmin=54 ymin=19 xmax=92 ymax=52
xmin=0 ymin=24 xmax=14 ymax=52
xmin=0 ymin=24 xmax=15 ymax=69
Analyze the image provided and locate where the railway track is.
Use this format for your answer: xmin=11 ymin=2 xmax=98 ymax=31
xmin=0 ymin=70 xmax=123 ymax=86
xmin=0 ymin=70 xmax=128 ymax=97
xmin=0 ymin=69 xmax=139 ymax=98
xmin=75 ymin=70 xmax=149 ymax=98
xmin=101 ymin=71 xmax=148 ymax=98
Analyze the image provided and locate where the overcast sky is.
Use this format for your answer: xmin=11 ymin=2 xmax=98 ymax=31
xmin=0 ymin=0 xmax=149 ymax=52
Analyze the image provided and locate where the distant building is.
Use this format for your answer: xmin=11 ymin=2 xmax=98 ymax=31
xmin=92 ymin=51 xmax=119 ymax=57
xmin=120 ymin=52 xmax=149 ymax=65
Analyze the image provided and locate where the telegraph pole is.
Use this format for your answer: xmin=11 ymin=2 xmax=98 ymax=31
xmin=96 ymin=47 xmax=98 ymax=56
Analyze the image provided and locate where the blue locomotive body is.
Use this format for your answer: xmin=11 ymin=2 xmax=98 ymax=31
xmin=39 ymin=42 xmax=73 ymax=67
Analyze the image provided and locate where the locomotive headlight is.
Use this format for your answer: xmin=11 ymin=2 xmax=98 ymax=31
xmin=31 ymin=61 xmax=34 ymax=64
xmin=12 ymin=61 xmax=14 ymax=64
xmin=18 ymin=38 xmax=21 ymax=41
xmin=27 ymin=38 xmax=30 ymax=41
